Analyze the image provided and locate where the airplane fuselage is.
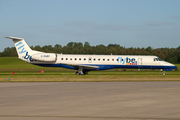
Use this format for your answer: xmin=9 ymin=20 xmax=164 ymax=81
xmin=5 ymin=36 xmax=177 ymax=75
xmin=27 ymin=53 xmax=176 ymax=71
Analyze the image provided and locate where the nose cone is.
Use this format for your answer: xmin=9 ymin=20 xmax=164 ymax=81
xmin=168 ymin=63 xmax=178 ymax=69
xmin=160 ymin=61 xmax=178 ymax=70
xmin=173 ymin=65 xmax=178 ymax=69
xmin=163 ymin=64 xmax=177 ymax=71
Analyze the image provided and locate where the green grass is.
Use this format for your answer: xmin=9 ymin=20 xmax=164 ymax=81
xmin=0 ymin=57 xmax=69 ymax=71
xmin=0 ymin=57 xmax=179 ymax=82
xmin=175 ymin=64 xmax=180 ymax=69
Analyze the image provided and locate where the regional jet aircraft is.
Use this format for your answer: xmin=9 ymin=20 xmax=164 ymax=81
xmin=5 ymin=37 xmax=177 ymax=75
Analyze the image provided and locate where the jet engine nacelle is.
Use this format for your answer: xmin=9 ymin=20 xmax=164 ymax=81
xmin=31 ymin=53 xmax=57 ymax=62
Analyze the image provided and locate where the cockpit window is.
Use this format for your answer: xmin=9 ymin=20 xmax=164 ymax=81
xmin=154 ymin=58 xmax=162 ymax=61
xmin=158 ymin=58 xmax=162 ymax=61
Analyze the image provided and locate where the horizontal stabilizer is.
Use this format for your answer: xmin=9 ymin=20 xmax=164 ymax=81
xmin=5 ymin=36 xmax=24 ymax=40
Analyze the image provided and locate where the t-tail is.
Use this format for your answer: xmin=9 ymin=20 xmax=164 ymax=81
xmin=5 ymin=37 xmax=43 ymax=62
xmin=5 ymin=36 xmax=57 ymax=63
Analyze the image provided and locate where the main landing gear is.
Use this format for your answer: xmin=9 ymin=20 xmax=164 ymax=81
xmin=75 ymin=71 xmax=88 ymax=75
xmin=75 ymin=66 xmax=88 ymax=75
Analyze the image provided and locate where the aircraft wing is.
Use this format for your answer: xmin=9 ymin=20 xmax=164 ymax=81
xmin=64 ymin=63 xmax=99 ymax=70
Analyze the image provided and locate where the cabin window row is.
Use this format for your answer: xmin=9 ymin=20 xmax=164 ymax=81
xmin=61 ymin=58 xmax=127 ymax=62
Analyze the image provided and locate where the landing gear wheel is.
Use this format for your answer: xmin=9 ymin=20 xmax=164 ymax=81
xmin=76 ymin=71 xmax=79 ymax=75
xmin=83 ymin=71 xmax=88 ymax=75
xmin=163 ymin=71 xmax=166 ymax=75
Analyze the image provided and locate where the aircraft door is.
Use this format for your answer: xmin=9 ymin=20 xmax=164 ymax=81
xmin=138 ymin=58 xmax=142 ymax=67
xmin=88 ymin=57 xmax=92 ymax=63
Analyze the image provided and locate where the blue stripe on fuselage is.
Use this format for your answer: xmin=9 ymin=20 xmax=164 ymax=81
xmin=32 ymin=63 xmax=177 ymax=71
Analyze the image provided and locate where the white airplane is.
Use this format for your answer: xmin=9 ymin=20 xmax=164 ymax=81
xmin=5 ymin=36 xmax=177 ymax=75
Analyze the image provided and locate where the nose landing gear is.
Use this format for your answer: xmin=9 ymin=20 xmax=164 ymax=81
xmin=163 ymin=71 xmax=166 ymax=75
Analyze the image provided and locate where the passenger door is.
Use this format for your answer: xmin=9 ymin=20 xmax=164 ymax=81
xmin=138 ymin=58 xmax=142 ymax=67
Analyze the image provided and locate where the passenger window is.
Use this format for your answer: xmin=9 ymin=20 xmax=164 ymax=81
xmin=61 ymin=58 xmax=63 ymax=60
xmin=75 ymin=58 xmax=77 ymax=60
xmin=66 ymin=58 xmax=68 ymax=60
xmin=98 ymin=59 xmax=100 ymax=61
xmin=112 ymin=59 xmax=114 ymax=61
xmin=84 ymin=58 xmax=86 ymax=61
xmin=107 ymin=59 xmax=109 ymax=61
xmin=103 ymin=59 xmax=105 ymax=61
xmin=94 ymin=58 xmax=96 ymax=61
xmin=79 ymin=58 xmax=81 ymax=60
xmin=70 ymin=58 xmax=72 ymax=60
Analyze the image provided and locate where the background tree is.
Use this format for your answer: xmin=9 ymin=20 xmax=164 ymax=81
xmin=0 ymin=42 xmax=179 ymax=64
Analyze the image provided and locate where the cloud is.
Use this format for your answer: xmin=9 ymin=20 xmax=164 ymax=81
xmin=168 ymin=16 xmax=180 ymax=19
xmin=143 ymin=21 xmax=177 ymax=27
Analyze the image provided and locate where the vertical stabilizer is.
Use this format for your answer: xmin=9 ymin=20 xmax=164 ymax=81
xmin=5 ymin=36 xmax=42 ymax=62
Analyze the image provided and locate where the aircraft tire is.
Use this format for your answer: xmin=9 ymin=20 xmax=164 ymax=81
xmin=163 ymin=72 xmax=166 ymax=75
xmin=76 ymin=71 xmax=79 ymax=75
xmin=83 ymin=71 xmax=88 ymax=75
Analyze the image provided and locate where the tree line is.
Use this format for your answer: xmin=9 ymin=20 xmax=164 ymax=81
xmin=0 ymin=42 xmax=180 ymax=64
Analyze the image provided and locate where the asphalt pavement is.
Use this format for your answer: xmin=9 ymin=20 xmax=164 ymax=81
xmin=0 ymin=82 xmax=180 ymax=120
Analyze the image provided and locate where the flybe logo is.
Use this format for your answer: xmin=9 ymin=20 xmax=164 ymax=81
xmin=24 ymin=52 xmax=34 ymax=61
xmin=16 ymin=41 xmax=26 ymax=54
xmin=117 ymin=57 xmax=137 ymax=65
xmin=16 ymin=41 xmax=34 ymax=62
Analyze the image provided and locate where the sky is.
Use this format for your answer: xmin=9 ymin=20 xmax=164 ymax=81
xmin=0 ymin=0 xmax=180 ymax=52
